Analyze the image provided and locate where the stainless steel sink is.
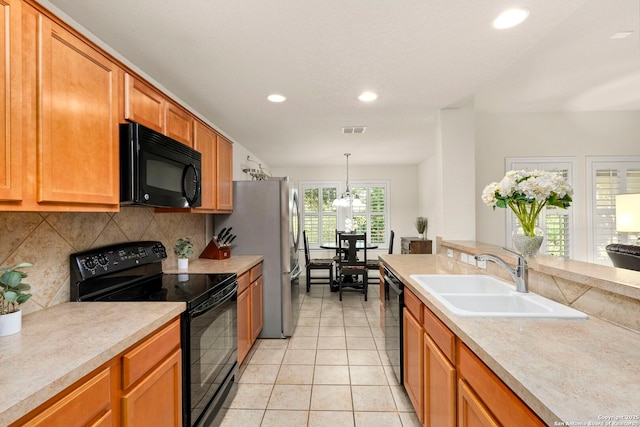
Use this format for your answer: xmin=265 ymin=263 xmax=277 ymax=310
xmin=409 ymin=274 xmax=588 ymax=319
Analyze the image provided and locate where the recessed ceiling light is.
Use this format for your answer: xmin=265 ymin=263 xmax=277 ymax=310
xmin=492 ymin=8 xmax=530 ymax=29
xmin=267 ymin=94 xmax=286 ymax=103
xmin=611 ymin=31 xmax=633 ymax=39
xmin=358 ymin=91 xmax=378 ymax=102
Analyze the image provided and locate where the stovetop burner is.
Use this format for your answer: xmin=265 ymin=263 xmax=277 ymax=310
xmin=70 ymin=241 xmax=236 ymax=308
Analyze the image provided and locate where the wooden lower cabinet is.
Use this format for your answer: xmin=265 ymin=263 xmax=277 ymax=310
xmin=19 ymin=365 xmax=113 ymax=427
xmin=251 ymin=276 xmax=264 ymax=340
xmin=403 ymin=295 xmax=424 ymax=423
xmin=237 ymin=262 xmax=264 ymax=364
xmin=457 ymin=343 xmax=544 ymax=427
xmin=457 ymin=379 xmax=500 ymax=427
xmin=237 ymin=283 xmax=251 ymax=364
xmin=424 ymin=334 xmax=456 ymax=427
xmin=394 ymin=277 xmax=545 ymax=427
xmin=11 ymin=317 xmax=182 ymax=427
xmin=121 ymin=349 xmax=182 ymax=426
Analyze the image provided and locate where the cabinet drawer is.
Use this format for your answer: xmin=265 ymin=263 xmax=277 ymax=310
xmin=250 ymin=262 xmax=263 ymax=282
xmin=122 ymin=318 xmax=181 ymax=389
xmin=404 ymin=287 xmax=423 ymax=322
xmin=423 ymin=305 xmax=455 ymax=363
xmin=21 ymin=367 xmax=112 ymax=427
xmin=238 ymin=271 xmax=251 ymax=294
xmin=458 ymin=343 xmax=545 ymax=427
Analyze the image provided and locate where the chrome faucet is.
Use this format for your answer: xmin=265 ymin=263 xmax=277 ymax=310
xmin=475 ymin=248 xmax=529 ymax=293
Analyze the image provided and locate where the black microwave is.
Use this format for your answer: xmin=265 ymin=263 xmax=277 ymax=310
xmin=120 ymin=122 xmax=202 ymax=208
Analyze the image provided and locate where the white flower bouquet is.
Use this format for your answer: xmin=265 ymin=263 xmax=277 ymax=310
xmin=482 ymin=170 xmax=573 ymax=237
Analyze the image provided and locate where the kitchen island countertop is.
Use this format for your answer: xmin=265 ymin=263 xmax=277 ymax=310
xmin=381 ymin=254 xmax=640 ymax=426
xmin=0 ymin=301 xmax=185 ymax=426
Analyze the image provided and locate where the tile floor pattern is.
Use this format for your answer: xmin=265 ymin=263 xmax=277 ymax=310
xmin=218 ymin=282 xmax=422 ymax=427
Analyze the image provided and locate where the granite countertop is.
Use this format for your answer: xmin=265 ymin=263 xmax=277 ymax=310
xmin=380 ymin=254 xmax=640 ymax=426
xmin=0 ymin=302 xmax=185 ymax=426
xmin=163 ymin=255 xmax=263 ymax=276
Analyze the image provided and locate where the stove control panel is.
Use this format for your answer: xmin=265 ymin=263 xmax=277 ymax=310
xmin=71 ymin=241 xmax=167 ymax=281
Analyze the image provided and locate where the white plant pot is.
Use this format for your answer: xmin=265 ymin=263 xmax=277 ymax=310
xmin=0 ymin=309 xmax=22 ymax=336
xmin=178 ymin=258 xmax=189 ymax=270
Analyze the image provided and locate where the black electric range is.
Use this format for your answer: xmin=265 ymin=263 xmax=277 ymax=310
xmin=70 ymin=241 xmax=238 ymax=427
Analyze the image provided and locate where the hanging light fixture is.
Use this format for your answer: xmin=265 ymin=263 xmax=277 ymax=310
xmin=333 ymin=153 xmax=363 ymax=207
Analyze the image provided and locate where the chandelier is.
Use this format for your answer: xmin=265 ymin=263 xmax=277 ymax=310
xmin=332 ymin=153 xmax=363 ymax=207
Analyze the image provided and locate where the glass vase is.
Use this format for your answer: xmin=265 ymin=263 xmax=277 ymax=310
xmin=512 ymin=227 xmax=544 ymax=257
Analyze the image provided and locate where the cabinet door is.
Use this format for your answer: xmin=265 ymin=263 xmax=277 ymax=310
xmin=216 ymin=135 xmax=233 ymax=211
xmin=0 ymin=0 xmax=22 ymax=202
xmin=250 ymin=276 xmax=263 ymax=340
xmin=38 ymin=18 xmax=119 ymax=207
xmin=237 ymin=287 xmax=251 ymax=364
xmin=165 ymin=100 xmax=193 ymax=147
xmin=425 ymin=333 xmax=456 ymax=427
xmin=121 ymin=349 xmax=182 ymax=427
xmin=20 ymin=366 xmax=112 ymax=427
xmin=457 ymin=379 xmax=499 ymax=427
xmin=124 ymin=73 xmax=164 ymax=132
xmin=403 ymin=307 xmax=424 ymax=423
xmin=193 ymin=120 xmax=217 ymax=210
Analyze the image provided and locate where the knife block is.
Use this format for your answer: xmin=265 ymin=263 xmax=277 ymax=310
xmin=200 ymin=239 xmax=231 ymax=260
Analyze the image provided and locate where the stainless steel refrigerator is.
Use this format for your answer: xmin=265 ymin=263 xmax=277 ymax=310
xmin=215 ymin=178 xmax=301 ymax=338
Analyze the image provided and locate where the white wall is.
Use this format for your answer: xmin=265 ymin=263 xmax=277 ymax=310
xmin=418 ymin=105 xmax=477 ymax=250
xmin=475 ymin=111 xmax=640 ymax=260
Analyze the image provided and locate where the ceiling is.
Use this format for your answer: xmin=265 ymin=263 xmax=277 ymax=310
xmin=44 ymin=0 xmax=639 ymax=167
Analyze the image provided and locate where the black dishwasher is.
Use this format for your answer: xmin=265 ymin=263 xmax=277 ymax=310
xmin=384 ymin=267 xmax=404 ymax=384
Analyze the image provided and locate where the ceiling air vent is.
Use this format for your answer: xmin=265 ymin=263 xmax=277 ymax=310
xmin=342 ymin=126 xmax=366 ymax=134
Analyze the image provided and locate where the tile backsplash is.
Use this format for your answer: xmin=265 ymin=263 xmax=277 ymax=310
xmin=0 ymin=208 xmax=206 ymax=315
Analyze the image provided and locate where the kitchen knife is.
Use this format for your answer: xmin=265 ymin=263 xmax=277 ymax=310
xmin=220 ymin=227 xmax=232 ymax=243
xmin=217 ymin=227 xmax=228 ymax=242
xmin=225 ymin=235 xmax=237 ymax=245
xmin=222 ymin=233 xmax=234 ymax=245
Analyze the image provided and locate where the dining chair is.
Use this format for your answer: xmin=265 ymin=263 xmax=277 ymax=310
xmin=337 ymin=232 xmax=368 ymax=301
xmin=366 ymin=230 xmax=395 ymax=284
xmin=333 ymin=230 xmax=345 ymax=281
xmin=303 ymin=230 xmax=334 ymax=292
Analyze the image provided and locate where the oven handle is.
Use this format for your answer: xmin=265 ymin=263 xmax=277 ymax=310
xmin=191 ymin=282 xmax=238 ymax=317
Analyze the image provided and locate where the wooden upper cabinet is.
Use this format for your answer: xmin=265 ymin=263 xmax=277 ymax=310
xmin=8 ymin=2 xmax=120 ymax=211
xmin=38 ymin=18 xmax=120 ymax=207
xmin=193 ymin=120 xmax=217 ymax=211
xmin=124 ymin=73 xmax=193 ymax=147
xmin=192 ymin=120 xmax=234 ymax=213
xmin=165 ymin=100 xmax=193 ymax=147
xmin=123 ymin=74 xmax=164 ymax=132
xmin=217 ymin=134 xmax=233 ymax=211
xmin=0 ymin=0 xmax=22 ymax=203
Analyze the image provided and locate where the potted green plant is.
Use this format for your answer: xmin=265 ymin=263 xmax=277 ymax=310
xmin=174 ymin=237 xmax=194 ymax=270
xmin=0 ymin=262 xmax=33 ymax=336
xmin=415 ymin=217 xmax=428 ymax=239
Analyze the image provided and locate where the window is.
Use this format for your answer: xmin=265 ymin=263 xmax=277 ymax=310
xmin=587 ymin=157 xmax=640 ymax=265
xmin=301 ymin=182 xmax=339 ymax=247
xmin=350 ymin=183 xmax=389 ymax=245
xmin=300 ymin=180 xmax=390 ymax=248
xmin=505 ymin=158 xmax=575 ymax=258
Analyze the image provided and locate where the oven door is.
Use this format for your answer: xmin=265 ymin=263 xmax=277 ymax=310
xmin=184 ymin=282 xmax=238 ymax=427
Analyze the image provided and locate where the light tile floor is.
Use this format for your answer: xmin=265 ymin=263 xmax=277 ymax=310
xmin=219 ymin=282 xmax=421 ymax=427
